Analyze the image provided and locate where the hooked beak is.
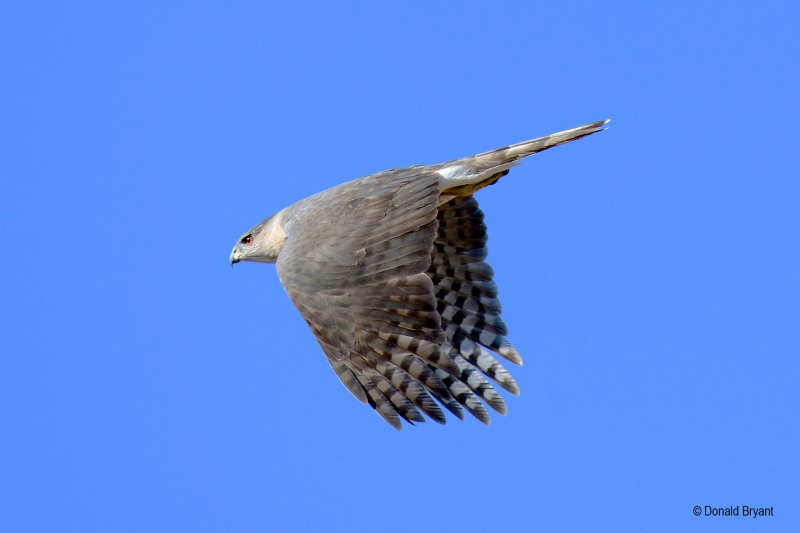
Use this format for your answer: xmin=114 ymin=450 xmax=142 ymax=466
xmin=229 ymin=248 xmax=241 ymax=266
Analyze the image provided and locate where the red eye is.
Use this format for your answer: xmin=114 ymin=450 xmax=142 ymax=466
xmin=242 ymin=235 xmax=252 ymax=245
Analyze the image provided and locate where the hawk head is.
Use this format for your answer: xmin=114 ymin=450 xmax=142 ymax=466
xmin=230 ymin=212 xmax=287 ymax=265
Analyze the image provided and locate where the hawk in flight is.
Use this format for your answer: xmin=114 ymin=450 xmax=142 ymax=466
xmin=230 ymin=120 xmax=608 ymax=429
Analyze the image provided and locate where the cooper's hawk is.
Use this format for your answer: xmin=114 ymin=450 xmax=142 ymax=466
xmin=230 ymin=120 xmax=608 ymax=429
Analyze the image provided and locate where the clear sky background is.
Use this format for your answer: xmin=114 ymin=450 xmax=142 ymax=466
xmin=1 ymin=2 xmax=798 ymax=532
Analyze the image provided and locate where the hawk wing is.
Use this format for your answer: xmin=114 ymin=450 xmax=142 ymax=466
xmin=276 ymin=170 xmax=456 ymax=429
xmin=427 ymin=195 xmax=521 ymax=424
xmin=276 ymin=169 xmax=521 ymax=429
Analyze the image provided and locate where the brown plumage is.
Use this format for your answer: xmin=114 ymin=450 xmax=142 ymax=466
xmin=230 ymin=120 xmax=608 ymax=429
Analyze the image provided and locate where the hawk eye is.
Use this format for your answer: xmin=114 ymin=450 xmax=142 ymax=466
xmin=242 ymin=235 xmax=253 ymax=245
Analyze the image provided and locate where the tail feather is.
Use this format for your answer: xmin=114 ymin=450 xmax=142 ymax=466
xmin=473 ymin=119 xmax=609 ymax=169
xmin=437 ymin=119 xmax=609 ymax=198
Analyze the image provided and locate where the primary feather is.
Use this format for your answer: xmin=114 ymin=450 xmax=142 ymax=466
xmin=230 ymin=120 xmax=609 ymax=429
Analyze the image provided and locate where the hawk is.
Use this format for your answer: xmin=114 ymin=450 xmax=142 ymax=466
xmin=230 ymin=120 xmax=608 ymax=429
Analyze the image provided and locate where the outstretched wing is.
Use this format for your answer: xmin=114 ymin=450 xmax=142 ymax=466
xmin=276 ymin=164 xmax=523 ymax=428
xmin=425 ymin=195 xmax=522 ymax=424
xmin=276 ymin=169 xmax=459 ymax=429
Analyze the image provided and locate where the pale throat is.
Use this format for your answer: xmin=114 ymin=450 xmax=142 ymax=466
xmin=258 ymin=211 xmax=288 ymax=260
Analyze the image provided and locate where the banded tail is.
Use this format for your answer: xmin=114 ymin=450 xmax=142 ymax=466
xmin=437 ymin=119 xmax=609 ymax=199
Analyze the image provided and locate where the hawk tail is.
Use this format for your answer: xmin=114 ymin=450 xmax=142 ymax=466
xmin=438 ymin=119 xmax=609 ymax=198
xmin=473 ymin=119 xmax=609 ymax=168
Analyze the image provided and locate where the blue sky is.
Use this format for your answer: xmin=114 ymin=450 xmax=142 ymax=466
xmin=1 ymin=2 xmax=798 ymax=531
